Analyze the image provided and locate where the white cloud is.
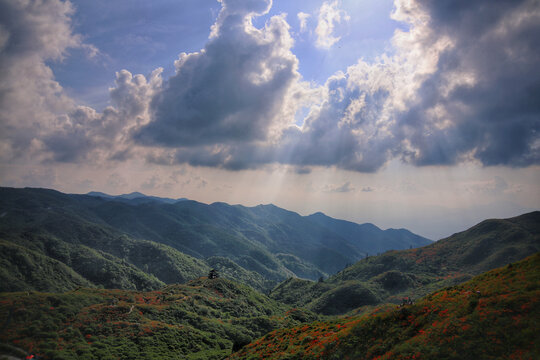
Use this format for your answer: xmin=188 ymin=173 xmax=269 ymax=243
xmin=0 ymin=0 xmax=81 ymax=161
xmin=42 ymin=68 xmax=163 ymax=163
xmin=297 ymin=12 xmax=310 ymax=33
xmin=315 ymin=0 xmax=350 ymax=49
xmin=0 ymin=0 xmax=146 ymax=165
xmin=322 ymin=181 xmax=355 ymax=193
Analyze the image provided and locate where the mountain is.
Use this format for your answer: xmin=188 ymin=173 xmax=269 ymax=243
xmin=86 ymin=191 xmax=188 ymax=204
xmin=0 ymin=277 xmax=319 ymax=360
xmin=307 ymin=212 xmax=430 ymax=256
xmin=230 ymin=253 xmax=540 ymax=359
xmin=0 ymin=187 xmax=430 ymax=293
xmin=270 ymin=211 xmax=540 ymax=314
xmin=0 ymin=188 xmax=210 ymax=292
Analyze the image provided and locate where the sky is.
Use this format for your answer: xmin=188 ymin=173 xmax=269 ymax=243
xmin=0 ymin=0 xmax=539 ymax=240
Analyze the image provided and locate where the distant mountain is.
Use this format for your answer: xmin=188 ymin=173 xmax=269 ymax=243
xmin=270 ymin=211 xmax=540 ymax=314
xmin=0 ymin=187 xmax=431 ymax=293
xmin=0 ymin=277 xmax=319 ymax=360
xmin=86 ymin=190 xmax=188 ymax=204
xmin=231 ymin=253 xmax=540 ymax=359
xmin=86 ymin=199 xmax=430 ymax=278
xmin=307 ymin=212 xmax=431 ymax=255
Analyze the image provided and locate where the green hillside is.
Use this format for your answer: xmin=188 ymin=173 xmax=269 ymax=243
xmin=0 ymin=208 xmax=210 ymax=292
xmin=230 ymin=252 xmax=540 ymax=359
xmin=0 ymin=240 xmax=93 ymax=293
xmin=0 ymin=187 xmax=430 ymax=292
xmin=270 ymin=212 xmax=540 ymax=314
xmin=0 ymin=278 xmax=319 ymax=360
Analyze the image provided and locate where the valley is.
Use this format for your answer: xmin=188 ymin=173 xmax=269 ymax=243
xmin=0 ymin=187 xmax=538 ymax=359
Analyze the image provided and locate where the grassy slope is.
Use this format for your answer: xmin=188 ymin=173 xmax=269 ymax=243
xmin=270 ymin=212 xmax=540 ymax=314
xmin=0 ymin=278 xmax=319 ymax=360
xmin=230 ymin=252 xmax=540 ymax=360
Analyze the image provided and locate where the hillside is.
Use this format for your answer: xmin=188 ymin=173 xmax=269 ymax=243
xmin=0 ymin=188 xmax=210 ymax=292
xmin=229 ymin=252 xmax=540 ymax=359
xmin=0 ymin=187 xmax=430 ymax=292
xmin=270 ymin=212 xmax=540 ymax=314
xmin=307 ymin=212 xmax=430 ymax=256
xmin=0 ymin=278 xmax=319 ymax=360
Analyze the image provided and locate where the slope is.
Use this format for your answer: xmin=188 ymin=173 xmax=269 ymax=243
xmin=230 ymin=252 xmax=540 ymax=359
xmin=0 ymin=278 xmax=319 ymax=360
xmin=0 ymin=188 xmax=209 ymax=292
xmin=270 ymin=211 xmax=540 ymax=314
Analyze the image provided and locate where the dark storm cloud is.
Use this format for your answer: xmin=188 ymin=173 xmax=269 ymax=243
xmin=398 ymin=0 xmax=540 ymax=167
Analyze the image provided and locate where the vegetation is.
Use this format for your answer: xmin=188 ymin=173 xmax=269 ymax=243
xmin=0 ymin=187 xmax=431 ymax=293
xmin=230 ymin=253 xmax=540 ymax=359
xmin=270 ymin=212 xmax=540 ymax=314
xmin=0 ymin=187 xmax=537 ymax=359
xmin=0 ymin=278 xmax=319 ymax=359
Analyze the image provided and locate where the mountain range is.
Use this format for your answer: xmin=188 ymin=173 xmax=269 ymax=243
xmin=0 ymin=187 xmax=538 ymax=359
xmin=0 ymin=187 xmax=431 ymax=293
xmin=270 ymin=211 xmax=539 ymax=314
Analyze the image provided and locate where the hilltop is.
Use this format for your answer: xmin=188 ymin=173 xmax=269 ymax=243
xmin=230 ymin=252 xmax=540 ymax=359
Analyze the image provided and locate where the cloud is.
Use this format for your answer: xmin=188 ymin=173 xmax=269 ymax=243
xmin=393 ymin=0 xmax=540 ymax=167
xmin=0 ymin=0 xmax=81 ymax=161
xmin=0 ymin=0 xmax=146 ymax=164
xmin=465 ymin=176 xmax=510 ymax=196
xmin=297 ymin=12 xmax=310 ymax=33
xmin=2 ymin=0 xmax=538 ymax=176
xmin=141 ymin=175 xmax=161 ymax=190
xmin=42 ymin=68 xmax=162 ymax=163
xmin=106 ymin=173 xmax=128 ymax=189
xmin=322 ymin=181 xmax=355 ymax=193
xmin=315 ymin=0 xmax=350 ymax=49
xmin=272 ymin=0 xmax=540 ymax=171
xmin=135 ymin=0 xmax=302 ymax=148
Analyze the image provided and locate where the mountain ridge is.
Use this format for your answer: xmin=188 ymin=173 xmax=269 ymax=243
xmin=0 ymin=187 xmax=430 ymax=293
xmin=270 ymin=211 xmax=540 ymax=314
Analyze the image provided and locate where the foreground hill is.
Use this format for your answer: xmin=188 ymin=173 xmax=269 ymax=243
xmin=0 ymin=187 xmax=430 ymax=292
xmin=270 ymin=212 xmax=540 ymax=314
xmin=230 ymin=252 xmax=540 ymax=359
xmin=0 ymin=278 xmax=318 ymax=360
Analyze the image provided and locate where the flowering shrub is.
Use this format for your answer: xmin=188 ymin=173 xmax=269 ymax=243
xmin=230 ymin=254 xmax=540 ymax=359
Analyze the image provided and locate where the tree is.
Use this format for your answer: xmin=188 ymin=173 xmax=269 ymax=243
xmin=208 ymin=269 xmax=219 ymax=279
